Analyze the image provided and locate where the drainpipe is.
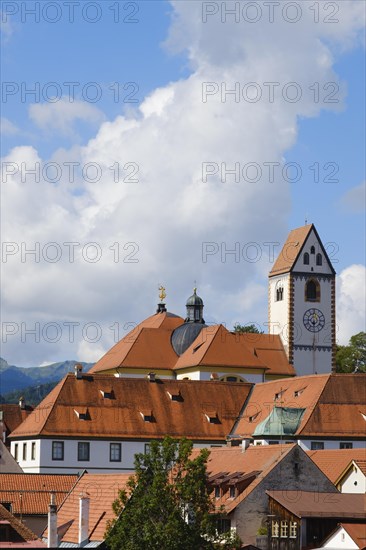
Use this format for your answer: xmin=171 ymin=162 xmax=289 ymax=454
xmin=48 ymin=492 xmax=57 ymax=548
xmin=78 ymin=494 xmax=90 ymax=546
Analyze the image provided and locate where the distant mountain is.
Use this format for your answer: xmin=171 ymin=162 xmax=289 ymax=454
xmin=0 ymin=358 xmax=94 ymax=397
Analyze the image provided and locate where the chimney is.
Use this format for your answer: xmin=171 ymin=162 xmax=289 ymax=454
xmin=148 ymin=372 xmax=156 ymax=382
xmin=75 ymin=363 xmax=83 ymax=380
xmin=241 ymin=439 xmax=250 ymax=452
xmin=48 ymin=493 xmax=57 ymax=548
xmin=19 ymin=396 xmax=25 ymax=410
xmin=78 ymin=494 xmax=90 ymax=546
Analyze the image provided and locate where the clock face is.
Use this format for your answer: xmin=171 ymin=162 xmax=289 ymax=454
xmin=303 ymin=308 xmax=325 ymax=332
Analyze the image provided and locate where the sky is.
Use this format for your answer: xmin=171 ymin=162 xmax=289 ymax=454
xmin=1 ymin=0 xmax=365 ymax=367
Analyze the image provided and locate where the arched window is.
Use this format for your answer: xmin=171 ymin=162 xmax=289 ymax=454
xmin=305 ymin=279 xmax=320 ymax=302
xmin=316 ymin=253 xmax=322 ymax=266
xmin=310 ymin=246 xmax=315 ymax=254
xmin=303 ymin=253 xmax=309 ymax=265
xmin=276 ymin=286 xmax=284 ymax=301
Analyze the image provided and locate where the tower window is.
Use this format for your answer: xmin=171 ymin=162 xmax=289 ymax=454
xmin=276 ymin=287 xmax=284 ymax=301
xmin=303 ymin=253 xmax=309 ymax=265
xmin=305 ymin=279 xmax=320 ymax=302
xmin=310 ymin=246 xmax=315 ymax=254
xmin=316 ymin=253 xmax=322 ymax=266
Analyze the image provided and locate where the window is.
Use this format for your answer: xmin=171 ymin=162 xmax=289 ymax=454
xmin=14 ymin=444 xmax=18 ymax=462
xmin=110 ymin=443 xmax=122 ymax=462
xmin=340 ymin=442 xmax=353 ymax=449
xmin=52 ymin=441 xmax=64 ymax=461
xmin=78 ymin=442 xmax=90 ymax=461
xmin=229 ymin=486 xmax=236 ymax=498
xmin=280 ymin=521 xmax=288 ymax=538
xmin=311 ymin=442 xmax=324 ymax=450
xmin=303 ymin=252 xmax=309 ymax=265
xmin=226 ymin=376 xmax=238 ymax=382
xmin=268 ymin=441 xmax=280 ymax=445
xmin=316 ymin=253 xmax=322 ymax=266
xmin=144 ymin=443 xmax=151 ymax=455
xmin=31 ymin=442 xmax=36 ymax=460
xmin=22 ymin=443 xmax=27 ymax=461
xmin=216 ymin=518 xmax=231 ymax=535
xmin=271 ymin=521 xmax=279 ymax=538
xmin=276 ymin=287 xmax=284 ymax=301
xmin=214 ymin=486 xmax=220 ymax=499
xmin=289 ymin=522 xmax=297 ymax=538
xmin=310 ymin=246 xmax=315 ymax=254
xmin=305 ymin=279 xmax=320 ymax=302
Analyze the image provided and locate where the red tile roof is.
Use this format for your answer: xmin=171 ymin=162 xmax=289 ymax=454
xmin=192 ymin=444 xmax=295 ymax=513
xmin=232 ymin=374 xmax=366 ymax=439
xmin=269 ymin=224 xmax=313 ymax=276
xmin=0 ymin=503 xmax=44 ymax=546
xmin=43 ymin=472 xmax=131 ymax=543
xmin=0 ymin=405 xmax=33 ymax=436
xmin=341 ymin=524 xmax=366 ymax=549
xmin=267 ymin=490 xmax=365 ymax=518
xmin=10 ymin=376 xmax=252 ymax=442
xmin=0 ymin=474 xmax=78 ymax=515
xmin=306 ymin=449 xmax=366 ymax=483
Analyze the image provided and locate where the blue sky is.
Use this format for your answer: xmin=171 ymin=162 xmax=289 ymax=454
xmin=1 ymin=1 xmax=365 ymax=366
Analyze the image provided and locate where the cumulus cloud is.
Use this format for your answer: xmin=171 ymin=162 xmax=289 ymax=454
xmin=1 ymin=1 xmax=365 ymax=365
xmin=339 ymin=181 xmax=366 ymax=213
xmin=1 ymin=117 xmax=20 ymax=136
xmin=337 ymin=265 xmax=366 ymax=344
xmin=28 ymin=98 xmax=105 ymax=136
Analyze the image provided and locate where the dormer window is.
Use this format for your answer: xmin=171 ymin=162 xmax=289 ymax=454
xmin=214 ymin=486 xmax=220 ymax=498
xmin=303 ymin=253 xmax=309 ymax=265
xmin=249 ymin=411 xmax=260 ymax=423
xmin=204 ymin=409 xmax=219 ymax=424
xmin=139 ymin=410 xmax=154 ymax=422
xmin=294 ymin=387 xmax=306 ymax=397
xmin=167 ymin=389 xmax=182 ymax=401
xmin=74 ymin=408 xmax=90 ymax=420
xmin=99 ymin=389 xmax=115 ymax=399
xmin=229 ymin=486 xmax=236 ymax=498
xmin=316 ymin=253 xmax=322 ymax=266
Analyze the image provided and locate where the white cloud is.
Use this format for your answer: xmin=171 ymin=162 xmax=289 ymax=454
xmin=28 ymin=98 xmax=105 ymax=136
xmin=339 ymin=181 xmax=366 ymax=213
xmin=337 ymin=264 xmax=366 ymax=344
xmin=1 ymin=117 xmax=20 ymax=136
xmin=1 ymin=1 xmax=365 ymax=366
xmin=77 ymin=340 xmax=107 ymax=364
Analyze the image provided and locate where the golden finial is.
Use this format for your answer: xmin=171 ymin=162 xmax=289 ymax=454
xmin=158 ymin=285 xmax=166 ymax=303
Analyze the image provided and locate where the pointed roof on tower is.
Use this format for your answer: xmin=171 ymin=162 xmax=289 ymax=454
xmin=269 ymin=223 xmax=335 ymax=276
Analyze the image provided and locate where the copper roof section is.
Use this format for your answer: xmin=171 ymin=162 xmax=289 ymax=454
xmin=0 ymin=474 xmax=78 ymax=515
xmin=232 ymin=374 xmax=366 ymax=439
xmin=266 ymin=490 xmax=365 ymax=518
xmin=306 ymin=449 xmax=366 ymax=483
xmin=43 ymin=472 xmax=131 ymax=544
xmin=10 ymin=375 xmax=252 ymax=441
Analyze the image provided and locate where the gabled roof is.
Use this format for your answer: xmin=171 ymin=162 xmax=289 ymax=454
xmin=306 ymin=449 xmax=366 ymax=483
xmin=42 ymin=472 xmax=131 ymax=544
xmin=10 ymin=375 xmax=252 ymax=442
xmin=232 ymin=374 xmax=366 ymax=439
xmin=269 ymin=223 xmax=336 ymax=276
xmin=174 ymin=325 xmax=268 ymax=371
xmin=0 ymin=503 xmax=44 ymax=546
xmin=267 ymin=491 xmax=365 ymax=519
xmin=341 ymin=524 xmax=366 ymax=549
xmin=90 ymin=312 xmax=183 ymax=373
xmin=0 ymin=474 xmax=78 ymax=515
xmin=192 ymin=443 xmax=295 ymax=513
xmin=0 ymin=404 xmax=34 ymax=435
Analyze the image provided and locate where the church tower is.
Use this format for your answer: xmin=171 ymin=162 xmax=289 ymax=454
xmin=268 ymin=224 xmax=336 ymax=376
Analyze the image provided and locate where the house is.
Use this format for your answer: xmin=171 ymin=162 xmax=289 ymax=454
xmin=1 ymin=399 xmax=33 ymax=448
xmin=266 ymin=490 xmax=365 ymax=550
xmin=192 ymin=443 xmax=338 ymax=546
xmin=42 ymin=471 xmax=131 ymax=548
xmin=0 ymin=473 xmax=79 ymax=536
xmin=320 ymin=523 xmax=366 ymax=550
xmin=9 ymin=373 xmax=253 ymax=473
xmin=306 ymin=449 xmax=366 ymax=493
xmin=0 ymin=503 xmax=45 ymax=548
xmin=88 ymin=292 xmax=294 ymax=383
xmin=230 ymin=373 xmax=366 ymax=450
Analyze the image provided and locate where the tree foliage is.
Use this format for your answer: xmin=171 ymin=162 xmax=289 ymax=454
xmin=105 ymin=437 xmax=241 ymax=550
xmin=336 ymin=332 xmax=366 ymax=373
xmin=233 ymin=323 xmax=263 ymax=334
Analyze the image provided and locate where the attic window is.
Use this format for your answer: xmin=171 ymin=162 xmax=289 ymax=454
xmin=193 ymin=342 xmax=205 ymax=353
xmin=274 ymin=389 xmax=286 ymax=401
xmin=74 ymin=408 xmax=90 ymax=420
xmin=99 ymin=390 xmax=115 ymax=399
xmin=294 ymin=387 xmax=306 ymax=397
xmin=139 ymin=410 xmax=154 ymax=422
xmin=167 ymin=390 xmax=182 ymax=402
xmin=204 ymin=411 xmax=219 ymax=424
xmin=249 ymin=411 xmax=260 ymax=423
xmin=229 ymin=486 xmax=236 ymax=498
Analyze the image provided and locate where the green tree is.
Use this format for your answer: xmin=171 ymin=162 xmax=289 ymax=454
xmin=233 ymin=323 xmax=263 ymax=334
xmin=105 ymin=437 xmax=241 ymax=550
xmin=336 ymin=332 xmax=366 ymax=373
